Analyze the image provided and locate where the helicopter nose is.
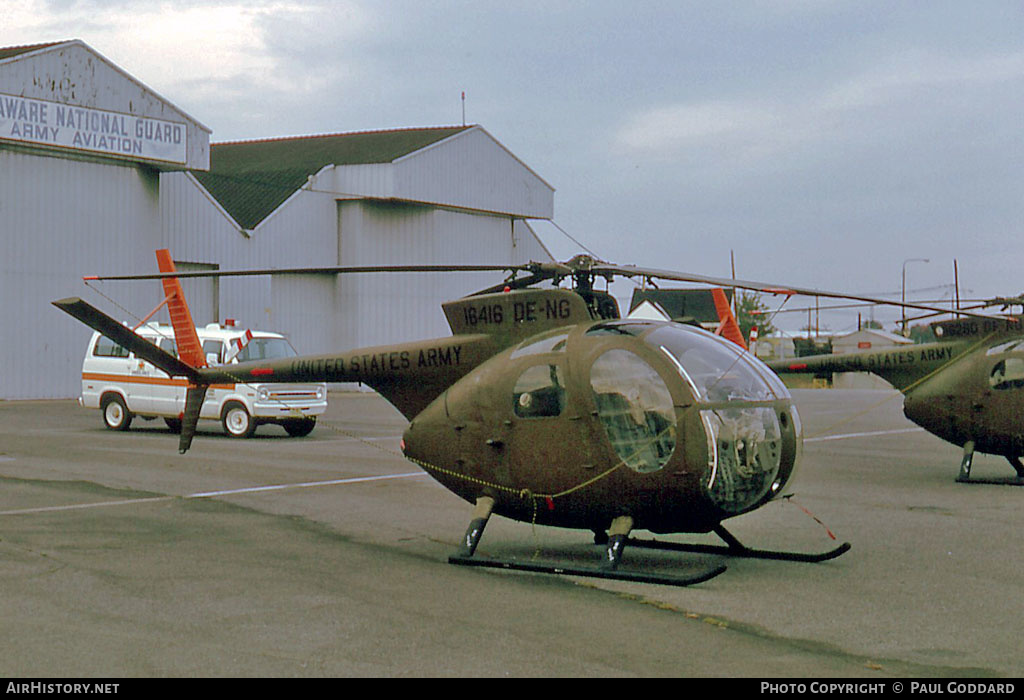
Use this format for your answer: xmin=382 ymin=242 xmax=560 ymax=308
xmin=903 ymin=390 xmax=932 ymax=427
xmin=903 ymin=389 xmax=959 ymax=446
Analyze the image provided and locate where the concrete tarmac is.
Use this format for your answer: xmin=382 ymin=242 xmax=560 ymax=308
xmin=0 ymin=389 xmax=1020 ymax=677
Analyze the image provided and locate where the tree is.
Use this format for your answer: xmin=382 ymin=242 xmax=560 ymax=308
xmin=909 ymin=323 xmax=937 ymax=344
xmin=735 ymin=291 xmax=777 ymax=341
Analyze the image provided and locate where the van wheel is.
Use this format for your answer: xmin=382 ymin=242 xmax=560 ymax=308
xmin=101 ymin=395 xmax=132 ymax=431
xmin=282 ymin=417 xmax=316 ymax=437
xmin=222 ymin=403 xmax=256 ymax=438
xmin=164 ymin=418 xmax=182 ymax=433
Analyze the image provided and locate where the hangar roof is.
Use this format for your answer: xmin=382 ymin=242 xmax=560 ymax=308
xmin=0 ymin=41 xmax=67 ymax=61
xmin=193 ymin=126 xmax=472 ymax=230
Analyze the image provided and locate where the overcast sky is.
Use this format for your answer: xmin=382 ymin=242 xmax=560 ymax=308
xmin=3 ymin=0 xmax=1021 ymax=332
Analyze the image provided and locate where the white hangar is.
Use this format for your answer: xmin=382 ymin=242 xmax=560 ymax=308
xmin=0 ymin=40 xmax=555 ymax=399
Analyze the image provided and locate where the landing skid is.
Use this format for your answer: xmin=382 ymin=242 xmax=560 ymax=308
xmin=955 ymin=442 xmax=1024 ymax=485
xmin=628 ymin=525 xmax=851 ymax=563
xmin=448 ymin=553 xmax=727 ymax=587
xmin=446 ymin=498 xmax=726 ymax=587
xmin=956 ymin=477 xmax=1024 ymax=486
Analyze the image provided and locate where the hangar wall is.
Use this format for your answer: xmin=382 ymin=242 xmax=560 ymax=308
xmin=2 ymin=40 xmax=556 ymax=399
xmin=333 ymin=200 xmax=547 ymax=351
xmin=157 ymin=125 xmax=554 ymax=356
xmin=0 ymin=148 xmax=162 ymax=398
xmin=1 ymin=40 xmax=211 ymax=399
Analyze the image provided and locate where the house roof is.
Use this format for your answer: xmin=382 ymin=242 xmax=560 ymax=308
xmin=629 ymin=288 xmax=734 ymax=324
xmin=193 ymin=126 xmax=473 ymax=230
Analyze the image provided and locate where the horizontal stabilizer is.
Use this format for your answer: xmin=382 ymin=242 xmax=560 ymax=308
xmin=52 ymin=297 xmax=202 ymax=383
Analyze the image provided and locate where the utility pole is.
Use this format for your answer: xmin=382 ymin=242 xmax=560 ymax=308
xmin=901 ymin=257 xmax=929 ymax=336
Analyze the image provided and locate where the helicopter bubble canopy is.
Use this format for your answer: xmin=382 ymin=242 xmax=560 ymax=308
xmin=648 ymin=323 xmax=799 ymax=512
xmin=588 ymin=320 xmax=801 ymax=513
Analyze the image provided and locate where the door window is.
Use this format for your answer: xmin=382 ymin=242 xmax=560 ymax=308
xmin=513 ymin=364 xmax=566 ymax=418
xmin=589 ymin=349 xmax=676 ymax=473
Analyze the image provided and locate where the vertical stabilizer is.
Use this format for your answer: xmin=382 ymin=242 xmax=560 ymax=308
xmin=155 ymin=249 xmax=206 ymax=368
xmin=711 ymin=288 xmax=747 ymax=350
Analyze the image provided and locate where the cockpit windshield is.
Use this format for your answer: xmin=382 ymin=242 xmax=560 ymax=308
xmin=645 ymin=324 xmax=788 ymax=402
xmin=641 ymin=323 xmax=794 ymax=513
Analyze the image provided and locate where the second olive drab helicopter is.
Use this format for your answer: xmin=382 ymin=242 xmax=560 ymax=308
xmin=765 ymin=296 xmax=1024 ymax=486
xmin=57 ymin=252 xmax=983 ymax=586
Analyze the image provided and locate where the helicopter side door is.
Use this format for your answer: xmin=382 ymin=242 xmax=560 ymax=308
xmin=501 ymin=329 xmax=605 ymax=505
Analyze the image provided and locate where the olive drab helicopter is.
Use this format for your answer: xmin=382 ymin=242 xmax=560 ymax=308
xmin=765 ymin=295 xmax=1024 ymax=486
xmin=54 ymin=252 xmax=999 ymax=586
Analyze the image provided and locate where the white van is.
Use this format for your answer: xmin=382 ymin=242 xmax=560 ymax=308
xmin=80 ymin=322 xmax=327 ymax=438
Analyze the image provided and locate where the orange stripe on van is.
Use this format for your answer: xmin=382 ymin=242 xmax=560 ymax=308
xmin=82 ymin=372 xmax=234 ymax=390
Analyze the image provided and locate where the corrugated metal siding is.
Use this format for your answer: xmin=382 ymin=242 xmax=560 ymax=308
xmin=269 ymin=275 xmax=336 ymax=354
xmin=172 ymin=261 xmax=218 ymax=326
xmin=335 ymin=200 xmax=550 ymax=350
xmin=0 ymin=147 xmax=161 ymax=398
xmin=246 ymin=180 xmax=340 ymax=349
xmin=159 ymin=172 xmax=273 ymax=330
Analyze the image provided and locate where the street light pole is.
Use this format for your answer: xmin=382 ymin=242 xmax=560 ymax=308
xmin=901 ymin=257 xmax=930 ymax=337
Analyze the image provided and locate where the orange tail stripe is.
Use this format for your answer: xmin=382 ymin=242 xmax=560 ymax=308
xmin=711 ymin=287 xmax=747 ymax=350
xmin=155 ymin=249 xmax=206 ymax=368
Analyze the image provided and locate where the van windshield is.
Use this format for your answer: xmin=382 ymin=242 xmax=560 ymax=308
xmin=235 ymin=338 xmax=298 ymax=362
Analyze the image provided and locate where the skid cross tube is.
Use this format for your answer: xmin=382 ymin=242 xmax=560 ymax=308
xmin=627 ymin=525 xmax=851 ymax=563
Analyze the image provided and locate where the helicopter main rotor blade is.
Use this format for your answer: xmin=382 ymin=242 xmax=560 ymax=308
xmin=84 ymin=263 xmax=535 ymax=282
xmin=754 ymin=298 xmax=989 ymax=316
xmin=593 ymin=263 xmax=1011 ymax=323
xmin=471 ymin=271 xmax=556 ymax=296
xmin=79 ymin=252 xmax=1013 ymax=325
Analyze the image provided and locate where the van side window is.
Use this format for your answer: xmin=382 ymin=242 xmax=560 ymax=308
xmin=160 ymin=338 xmax=179 ymax=358
xmin=202 ymin=339 xmax=223 ymax=365
xmin=93 ymin=335 xmax=130 ymax=358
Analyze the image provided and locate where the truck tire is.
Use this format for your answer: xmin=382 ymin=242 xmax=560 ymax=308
xmin=222 ymin=402 xmax=256 ymax=438
xmin=101 ymin=394 xmax=132 ymax=431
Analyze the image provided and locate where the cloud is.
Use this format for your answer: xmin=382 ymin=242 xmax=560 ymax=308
xmin=613 ymin=47 xmax=1024 ymax=170
xmin=819 ymin=49 xmax=1024 ymax=112
xmin=3 ymin=1 xmax=370 ymax=101
xmin=617 ymin=100 xmax=780 ymax=149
